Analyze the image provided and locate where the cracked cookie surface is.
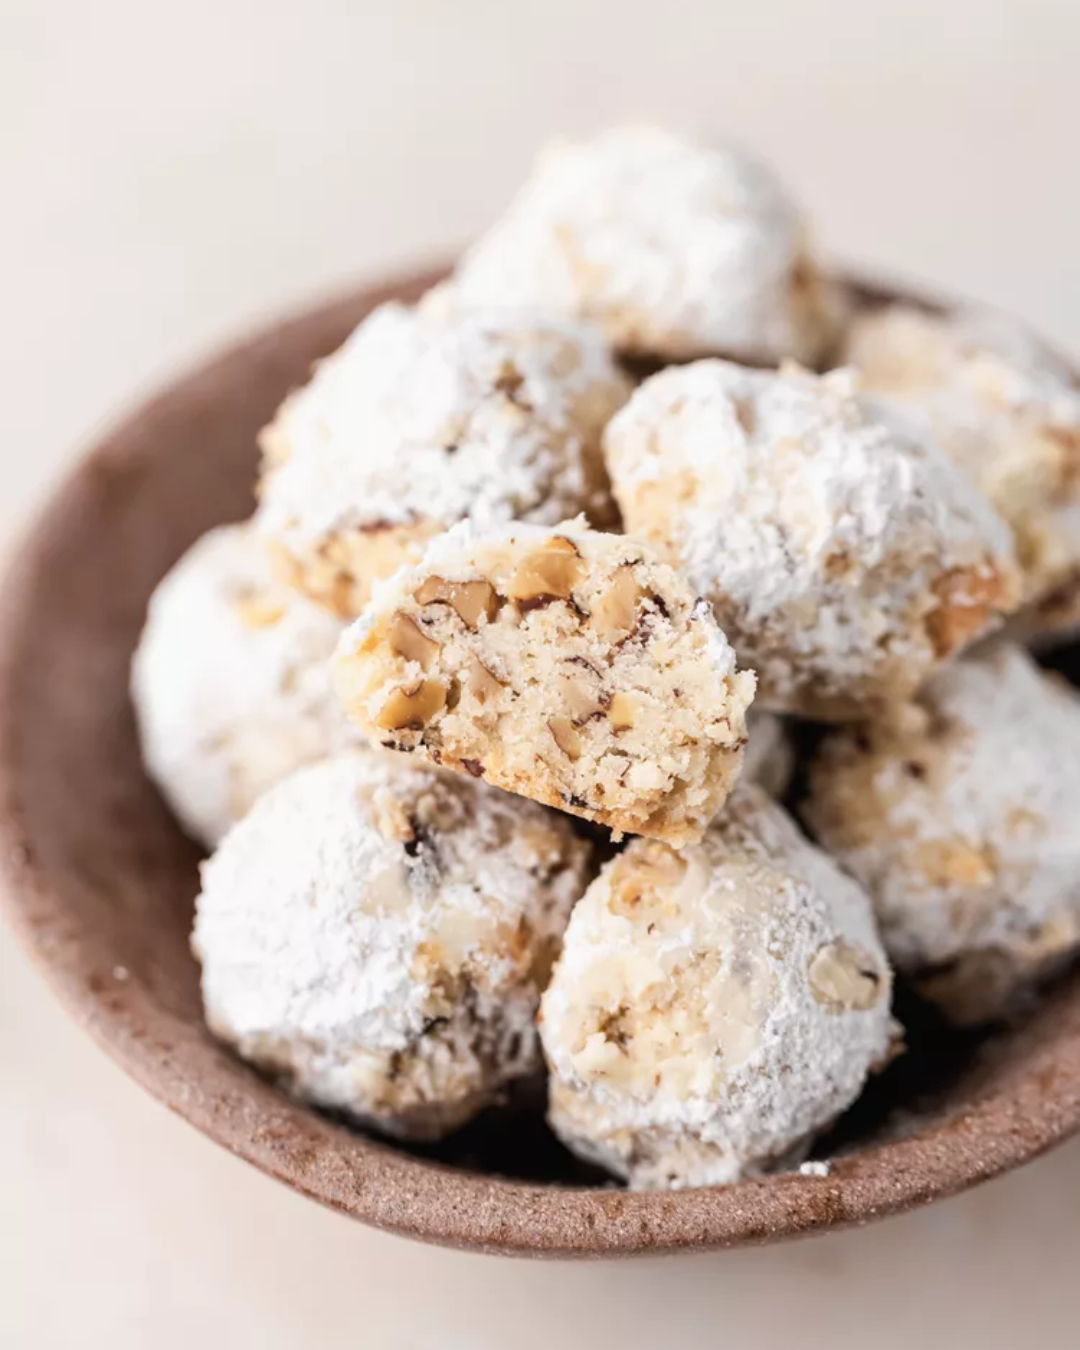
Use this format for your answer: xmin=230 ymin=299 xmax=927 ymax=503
xmin=193 ymin=753 xmax=592 ymax=1140
xmin=334 ymin=520 xmax=755 ymax=846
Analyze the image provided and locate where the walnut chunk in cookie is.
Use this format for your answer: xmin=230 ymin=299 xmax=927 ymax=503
xmin=539 ymin=787 xmax=894 ymax=1189
xmin=803 ymin=643 xmax=1080 ymax=1025
xmin=846 ymin=304 xmax=1080 ymax=623
xmin=604 ymin=360 xmax=1021 ymax=719
xmin=452 ymin=124 xmax=842 ymax=367
xmin=334 ymin=520 xmax=756 ymax=847
xmin=193 ymin=753 xmax=592 ymax=1140
xmin=255 ymin=299 xmax=630 ymax=617
xmin=131 ymin=524 xmax=363 ymax=847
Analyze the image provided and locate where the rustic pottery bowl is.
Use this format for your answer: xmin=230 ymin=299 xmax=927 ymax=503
xmin=3 ymin=264 xmax=1080 ymax=1258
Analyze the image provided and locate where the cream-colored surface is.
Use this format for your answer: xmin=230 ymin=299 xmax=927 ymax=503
xmin=4 ymin=1 xmax=1080 ymax=1345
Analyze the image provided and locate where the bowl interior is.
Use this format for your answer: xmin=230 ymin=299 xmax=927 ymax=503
xmin=3 ymin=266 xmax=1080 ymax=1256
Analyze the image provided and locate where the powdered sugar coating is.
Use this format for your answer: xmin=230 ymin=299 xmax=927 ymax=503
xmin=604 ymin=360 xmax=1021 ymax=719
xmin=194 ymin=753 xmax=592 ymax=1140
xmin=452 ymin=125 xmax=842 ymax=365
xmin=335 ymin=519 xmax=756 ymax=847
xmin=540 ymin=787 xmax=894 ymax=1189
xmin=846 ymin=304 xmax=1080 ymax=616
xmin=803 ymin=644 xmax=1080 ymax=1024
xmin=131 ymin=524 xmax=361 ymax=847
xmin=255 ymin=299 xmax=630 ymax=616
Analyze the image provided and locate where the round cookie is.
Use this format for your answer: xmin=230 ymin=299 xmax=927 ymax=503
xmin=452 ymin=124 xmax=841 ymax=366
xmin=846 ymin=304 xmax=1080 ymax=623
xmin=539 ymin=786 xmax=894 ymax=1189
xmin=334 ymin=520 xmax=756 ymax=847
xmin=604 ymin=360 xmax=1021 ymax=719
xmin=255 ymin=298 xmax=631 ymax=617
xmin=194 ymin=753 xmax=592 ymax=1140
xmin=131 ymin=524 xmax=361 ymax=847
xmin=802 ymin=643 xmax=1080 ymax=1024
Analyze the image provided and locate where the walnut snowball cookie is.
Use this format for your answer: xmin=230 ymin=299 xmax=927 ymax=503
xmin=847 ymin=304 xmax=1080 ymax=624
xmin=255 ymin=298 xmax=631 ymax=617
xmin=131 ymin=524 xmax=361 ymax=847
xmin=452 ymin=124 xmax=841 ymax=366
xmin=334 ymin=520 xmax=756 ymax=847
xmin=803 ymin=643 xmax=1080 ymax=1024
xmin=604 ymin=360 xmax=1021 ymax=719
xmin=539 ymin=786 xmax=895 ymax=1189
xmin=193 ymin=753 xmax=592 ymax=1140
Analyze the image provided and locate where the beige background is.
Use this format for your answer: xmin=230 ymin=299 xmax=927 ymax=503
xmin=4 ymin=1 xmax=1080 ymax=1344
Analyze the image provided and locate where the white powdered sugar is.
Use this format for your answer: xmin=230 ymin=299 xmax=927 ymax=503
xmin=131 ymin=524 xmax=361 ymax=847
xmin=804 ymin=643 xmax=1080 ymax=1023
xmin=255 ymin=298 xmax=629 ymax=556
xmin=604 ymin=359 xmax=1020 ymax=718
xmin=846 ymin=304 xmax=1080 ymax=609
xmin=540 ymin=786 xmax=894 ymax=1188
xmin=194 ymin=752 xmax=592 ymax=1140
xmin=452 ymin=125 xmax=842 ymax=365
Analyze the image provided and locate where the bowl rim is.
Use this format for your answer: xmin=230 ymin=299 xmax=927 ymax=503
xmin=3 ymin=262 xmax=1080 ymax=1258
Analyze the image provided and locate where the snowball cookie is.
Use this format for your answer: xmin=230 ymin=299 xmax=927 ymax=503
xmin=604 ymin=361 xmax=1021 ymax=719
xmin=846 ymin=304 xmax=1080 ymax=620
xmin=539 ymin=786 xmax=894 ymax=1189
xmin=131 ymin=524 xmax=361 ymax=848
xmin=452 ymin=125 xmax=841 ymax=366
xmin=193 ymin=753 xmax=592 ymax=1140
xmin=334 ymin=520 xmax=756 ymax=847
xmin=744 ymin=710 xmax=795 ymax=798
xmin=803 ymin=643 xmax=1080 ymax=1025
xmin=255 ymin=298 xmax=631 ymax=617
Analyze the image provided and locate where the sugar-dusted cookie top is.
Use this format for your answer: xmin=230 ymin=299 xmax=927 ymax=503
xmin=847 ymin=303 xmax=1080 ymax=623
xmin=452 ymin=125 xmax=842 ymax=366
xmin=131 ymin=523 xmax=361 ymax=847
xmin=540 ymin=786 xmax=894 ymax=1189
xmin=605 ymin=360 xmax=1020 ymax=718
xmin=803 ymin=643 xmax=1080 ymax=1024
xmin=256 ymin=298 xmax=630 ymax=616
xmin=194 ymin=752 xmax=592 ymax=1140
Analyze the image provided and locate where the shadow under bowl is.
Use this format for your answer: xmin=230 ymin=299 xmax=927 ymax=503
xmin=2 ymin=264 xmax=1080 ymax=1257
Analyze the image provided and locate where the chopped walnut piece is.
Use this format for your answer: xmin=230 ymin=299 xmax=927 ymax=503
xmin=376 ymin=679 xmax=447 ymax=731
xmin=506 ymin=536 xmax=585 ymax=608
xmin=415 ymin=576 xmax=499 ymax=628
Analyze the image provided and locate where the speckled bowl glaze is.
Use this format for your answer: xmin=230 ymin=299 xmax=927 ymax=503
xmin=2 ymin=265 xmax=1080 ymax=1258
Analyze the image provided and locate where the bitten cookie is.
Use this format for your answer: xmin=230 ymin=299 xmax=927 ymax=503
xmin=334 ymin=520 xmax=756 ymax=846
xmin=539 ymin=787 xmax=894 ymax=1189
xmin=604 ymin=360 xmax=1020 ymax=719
xmin=131 ymin=524 xmax=360 ymax=847
xmin=193 ymin=753 xmax=592 ymax=1140
xmin=452 ymin=125 xmax=841 ymax=366
xmin=803 ymin=644 xmax=1080 ymax=1024
xmin=846 ymin=304 xmax=1080 ymax=625
xmin=255 ymin=298 xmax=630 ymax=616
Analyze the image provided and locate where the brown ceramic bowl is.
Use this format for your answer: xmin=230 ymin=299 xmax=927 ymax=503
xmin=3 ymin=263 xmax=1080 ymax=1258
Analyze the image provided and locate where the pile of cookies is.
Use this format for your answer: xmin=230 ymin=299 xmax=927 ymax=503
xmin=132 ymin=125 xmax=1080 ymax=1190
